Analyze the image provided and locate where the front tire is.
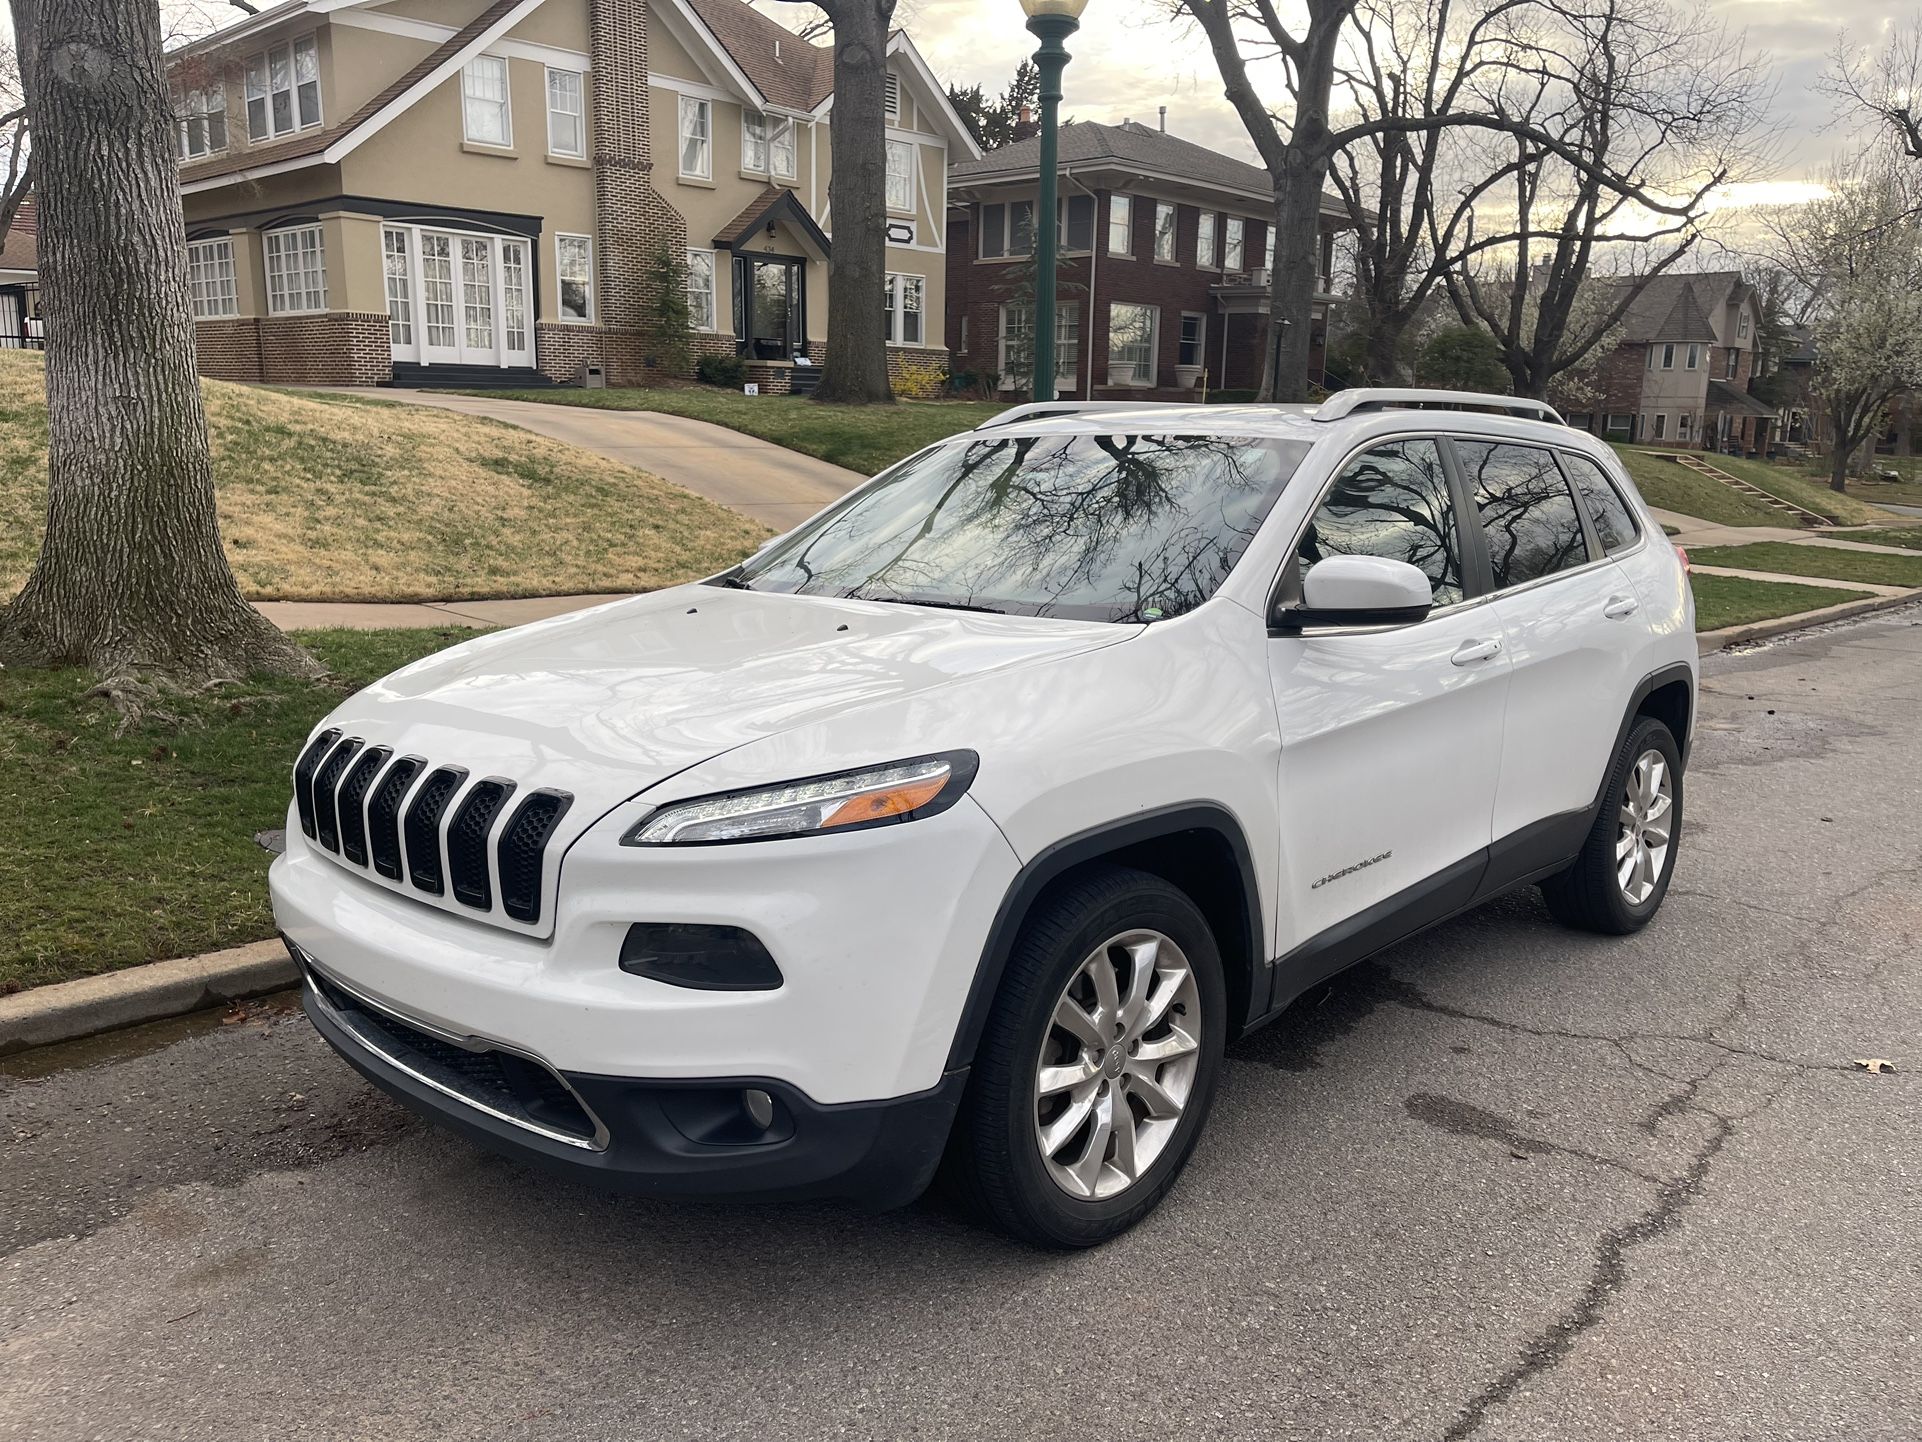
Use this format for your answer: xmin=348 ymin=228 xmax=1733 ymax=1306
xmin=1541 ymin=716 xmax=1683 ymax=934
xmin=946 ymin=864 xmax=1226 ymax=1249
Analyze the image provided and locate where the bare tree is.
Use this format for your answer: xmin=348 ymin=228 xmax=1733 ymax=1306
xmin=0 ymin=0 xmax=317 ymax=697
xmin=1176 ymin=0 xmax=1764 ymax=401
xmin=1825 ymin=16 xmax=1922 ymax=167
xmin=771 ymin=0 xmax=897 ymax=404
xmin=0 ymin=36 xmax=28 ymax=247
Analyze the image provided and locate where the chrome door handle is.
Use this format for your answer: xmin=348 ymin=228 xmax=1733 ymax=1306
xmin=1451 ymin=637 xmax=1503 ymax=666
xmin=1604 ymin=594 xmax=1640 ymax=619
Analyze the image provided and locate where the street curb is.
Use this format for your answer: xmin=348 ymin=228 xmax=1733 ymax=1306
xmin=1697 ymin=589 xmax=1921 ymax=653
xmin=0 ymin=940 xmax=297 ymax=1057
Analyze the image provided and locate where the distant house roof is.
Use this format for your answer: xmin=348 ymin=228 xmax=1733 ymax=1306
xmin=685 ymin=0 xmax=833 ymax=110
xmin=1598 ymin=271 xmax=1757 ymax=344
xmin=952 ymin=119 xmax=1342 ymax=216
xmin=1706 ymin=379 xmax=1775 ymax=417
xmin=0 ymin=197 xmax=37 ymax=279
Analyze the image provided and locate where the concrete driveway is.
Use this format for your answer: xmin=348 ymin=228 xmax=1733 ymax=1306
xmin=2 ymin=607 xmax=1918 ymax=1441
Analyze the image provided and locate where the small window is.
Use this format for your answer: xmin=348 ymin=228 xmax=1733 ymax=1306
xmin=186 ymin=238 xmax=238 ymax=318
xmin=546 ymin=68 xmax=584 ymax=158
xmin=176 ymin=88 xmax=228 ymax=160
xmin=1737 ymin=310 xmax=1750 ymax=339
xmin=1197 ymin=212 xmax=1216 ymax=268
xmin=687 ymin=249 xmax=716 ymax=330
xmin=263 ymin=225 xmax=326 ymax=315
xmin=557 ymin=233 xmax=593 ymax=320
xmin=1154 ymin=202 xmax=1177 ymax=262
xmin=1652 ymin=413 xmax=1667 ymax=439
xmin=1108 ymin=194 xmax=1132 ymax=255
xmin=1108 ymin=301 xmax=1157 ymax=386
xmin=679 ymin=95 xmax=711 ymax=179
xmin=979 ymin=203 xmax=1005 ymax=259
xmin=1560 ymin=452 xmax=1641 ymax=554
xmin=1062 ymin=195 xmax=1095 ymax=252
xmin=246 ymin=34 xmax=320 ymax=141
xmin=885 ymin=139 xmax=914 ymax=212
xmin=1660 ymin=343 xmax=1675 ymax=370
xmin=883 ymin=273 xmax=924 ymax=346
xmin=1457 ymin=441 xmax=1592 ymax=589
xmin=769 ymin=117 xmax=796 ymax=179
xmin=743 ymin=111 xmax=769 ymax=172
xmin=1224 ymin=216 xmax=1245 ymax=270
xmin=1678 ymin=412 xmax=1693 ymax=440
xmin=1685 ymin=343 xmax=1699 ymax=370
xmin=1726 ymin=348 xmax=1739 ymax=379
xmin=1299 ymin=439 xmax=1464 ymax=607
xmin=1178 ymin=312 xmax=1205 ymax=368
xmin=462 ymin=55 xmax=511 ymax=147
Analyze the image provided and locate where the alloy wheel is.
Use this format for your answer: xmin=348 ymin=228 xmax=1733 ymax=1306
xmin=1032 ymin=929 xmax=1201 ymax=1201
xmin=1617 ymin=749 xmax=1674 ymax=904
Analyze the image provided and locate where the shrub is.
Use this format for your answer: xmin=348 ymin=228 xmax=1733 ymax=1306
xmin=894 ymin=357 xmax=949 ymax=400
xmin=696 ymin=353 xmax=748 ymax=387
xmin=1415 ymin=325 xmax=1510 ymax=394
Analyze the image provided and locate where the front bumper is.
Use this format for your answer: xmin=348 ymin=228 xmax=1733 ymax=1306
xmin=298 ymin=950 xmax=966 ymax=1208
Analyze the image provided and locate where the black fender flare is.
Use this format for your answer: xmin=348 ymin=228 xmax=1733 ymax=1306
xmin=943 ymin=803 xmax=1266 ymax=1072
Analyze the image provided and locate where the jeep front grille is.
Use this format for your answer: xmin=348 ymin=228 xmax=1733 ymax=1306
xmin=293 ymin=735 xmax=571 ymax=929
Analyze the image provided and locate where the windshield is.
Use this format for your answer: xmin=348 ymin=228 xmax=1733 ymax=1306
xmin=732 ymin=432 xmax=1308 ymax=623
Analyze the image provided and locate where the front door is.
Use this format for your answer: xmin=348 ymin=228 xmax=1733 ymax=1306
xmin=1268 ymin=436 xmax=1509 ymax=986
xmin=736 ymin=256 xmax=805 ymax=360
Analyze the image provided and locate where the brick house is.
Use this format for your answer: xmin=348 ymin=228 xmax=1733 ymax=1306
xmin=0 ymin=196 xmax=39 ymax=349
xmin=164 ymin=0 xmax=975 ymax=389
xmin=1559 ymin=271 xmax=1775 ymax=454
xmin=945 ymin=119 xmax=1346 ymax=399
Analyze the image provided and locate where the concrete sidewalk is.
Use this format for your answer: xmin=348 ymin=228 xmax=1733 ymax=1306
xmin=254 ymin=593 xmax=631 ymax=632
xmin=314 ymin=388 xmax=865 ymax=532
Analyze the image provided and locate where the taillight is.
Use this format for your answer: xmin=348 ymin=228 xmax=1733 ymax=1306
xmin=1674 ymin=544 xmax=1690 ymax=574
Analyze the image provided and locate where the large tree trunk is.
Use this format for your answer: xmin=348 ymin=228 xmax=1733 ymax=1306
xmin=1829 ymin=448 xmax=1850 ymax=493
xmin=1265 ymin=162 xmax=1331 ymax=403
xmin=813 ymin=0 xmax=894 ymax=405
xmin=0 ymin=0 xmax=315 ymax=686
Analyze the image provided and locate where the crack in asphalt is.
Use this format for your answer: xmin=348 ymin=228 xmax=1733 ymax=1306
xmin=1403 ymin=1093 xmax=1666 ymax=1186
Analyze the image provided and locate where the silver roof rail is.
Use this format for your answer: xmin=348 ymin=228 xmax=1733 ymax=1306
xmin=976 ymin=399 xmax=1195 ymax=429
xmin=1314 ymin=389 xmax=1566 ymax=425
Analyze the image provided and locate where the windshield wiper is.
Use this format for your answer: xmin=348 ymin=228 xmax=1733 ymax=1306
xmin=712 ymin=571 xmax=754 ymax=591
xmin=846 ymin=592 xmax=1005 ymax=615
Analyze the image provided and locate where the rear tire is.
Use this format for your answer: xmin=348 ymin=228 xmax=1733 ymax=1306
xmin=1541 ymin=716 xmax=1682 ymax=934
xmin=945 ymin=864 xmax=1226 ymax=1249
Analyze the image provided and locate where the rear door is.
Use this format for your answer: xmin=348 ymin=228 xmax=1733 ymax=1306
xmin=1449 ymin=438 xmax=1640 ymax=848
xmin=1268 ymin=436 xmax=1509 ymax=980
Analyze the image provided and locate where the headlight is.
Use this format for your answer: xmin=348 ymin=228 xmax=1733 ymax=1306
xmin=623 ymin=751 xmax=979 ymax=846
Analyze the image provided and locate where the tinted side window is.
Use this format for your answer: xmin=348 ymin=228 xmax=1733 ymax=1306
xmin=1560 ymin=452 xmax=1641 ymax=554
xmin=1298 ymin=439 xmax=1464 ymax=606
xmin=1456 ymin=441 xmax=1592 ymax=589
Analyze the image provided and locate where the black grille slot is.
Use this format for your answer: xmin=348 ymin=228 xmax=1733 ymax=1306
xmin=448 ymin=780 xmax=516 ymax=910
xmin=293 ymin=729 xmax=341 ymax=840
xmin=334 ymin=747 xmax=392 ymax=866
xmin=311 ymin=738 xmax=364 ymax=854
xmin=497 ymin=790 xmax=574 ymax=924
xmin=366 ymin=756 xmax=424 ymax=880
xmin=403 ymin=767 xmax=467 ymax=895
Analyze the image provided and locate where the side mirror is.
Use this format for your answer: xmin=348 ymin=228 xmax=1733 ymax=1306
xmin=1274 ymin=554 xmax=1434 ymax=631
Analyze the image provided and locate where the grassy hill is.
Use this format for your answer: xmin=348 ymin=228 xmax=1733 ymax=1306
xmin=0 ymin=352 xmax=767 ymax=603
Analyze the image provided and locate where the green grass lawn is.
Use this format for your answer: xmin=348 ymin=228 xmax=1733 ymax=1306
xmin=456 ymin=385 xmax=1006 ymax=476
xmin=1686 ymin=452 xmax=1893 ymax=527
xmin=1828 ymin=527 xmax=1922 ymax=551
xmin=1687 ymin=541 xmax=1922 ymax=588
xmin=0 ymin=628 xmax=474 ymax=994
xmin=1610 ymin=447 xmax=1791 ymax=528
xmin=1 ymin=352 xmax=766 ymax=603
xmin=1689 ymin=574 xmax=1874 ymax=631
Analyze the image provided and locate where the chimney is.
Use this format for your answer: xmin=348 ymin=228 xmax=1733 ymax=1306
xmin=1158 ymin=105 xmax=1167 ymax=132
xmin=1019 ymin=103 xmax=1033 ymax=127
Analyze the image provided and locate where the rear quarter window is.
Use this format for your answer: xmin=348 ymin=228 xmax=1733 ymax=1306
xmin=1559 ymin=452 xmax=1642 ymax=554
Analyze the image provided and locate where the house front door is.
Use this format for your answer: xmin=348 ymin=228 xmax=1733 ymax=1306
xmin=735 ymin=255 xmax=805 ymax=360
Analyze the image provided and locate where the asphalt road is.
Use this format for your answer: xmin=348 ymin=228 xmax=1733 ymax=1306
xmin=4 ymin=607 xmax=1919 ymax=1442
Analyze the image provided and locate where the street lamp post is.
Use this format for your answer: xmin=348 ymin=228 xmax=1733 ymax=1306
xmin=1020 ymin=0 xmax=1088 ymax=403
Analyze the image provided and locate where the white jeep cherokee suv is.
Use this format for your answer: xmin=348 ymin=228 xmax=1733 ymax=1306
xmin=271 ymin=388 xmax=1694 ymax=1248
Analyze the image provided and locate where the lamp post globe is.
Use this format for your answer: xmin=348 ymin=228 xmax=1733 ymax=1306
xmin=1020 ymin=0 xmax=1088 ymax=402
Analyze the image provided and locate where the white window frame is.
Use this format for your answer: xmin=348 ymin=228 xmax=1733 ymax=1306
xmin=1154 ymin=201 xmax=1177 ymax=263
xmin=1108 ymin=301 xmax=1159 ymax=387
xmin=1679 ymin=411 xmax=1693 ymax=440
xmin=1263 ymin=224 xmax=1275 ymax=272
xmin=186 ymin=238 xmax=238 ymax=318
xmin=1660 ymin=343 xmax=1676 ymax=370
xmin=678 ymin=95 xmax=711 ymax=180
xmin=263 ymin=224 xmax=326 ymax=315
xmin=461 ymin=55 xmax=512 ymax=148
xmin=1224 ymin=216 xmax=1245 ymax=270
xmin=1197 ymin=212 xmax=1216 ymax=269
xmin=545 ymin=66 xmax=585 ymax=159
xmin=556 ymin=233 xmax=594 ymax=322
xmin=997 ymin=302 xmax=1078 ymax=388
xmin=245 ymin=33 xmax=321 ymax=143
xmin=1108 ymin=194 xmax=1132 ymax=255
xmin=176 ymin=87 xmax=228 ymax=160
xmin=1737 ymin=310 xmax=1751 ymax=339
xmin=687 ymin=248 xmax=717 ymax=331
xmin=1652 ymin=412 xmax=1668 ymax=439
xmin=743 ymin=112 xmax=797 ymax=181
xmin=1685 ymin=342 xmax=1700 ymax=370
xmin=883 ymin=272 xmax=925 ymax=346
xmin=885 ymin=138 xmax=915 ymax=213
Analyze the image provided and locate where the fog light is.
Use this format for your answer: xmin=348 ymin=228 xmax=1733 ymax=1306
xmin=619 ymin=923 xmax=783 ymax=990
xmin=743 ymin=1088 xmax=775 ymax=1130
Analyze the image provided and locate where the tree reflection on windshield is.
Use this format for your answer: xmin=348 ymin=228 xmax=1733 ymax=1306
xmin=737 ymin=433 xmax=1308 ymax=623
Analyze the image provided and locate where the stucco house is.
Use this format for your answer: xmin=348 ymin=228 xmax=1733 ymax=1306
xmin=945 ymin=118 xmax=1347 ymax=399
xmin=1560 ymin=271 xmax=1775 ymax=454
xmin=165 ymin=0 xmax=974 ymax=390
